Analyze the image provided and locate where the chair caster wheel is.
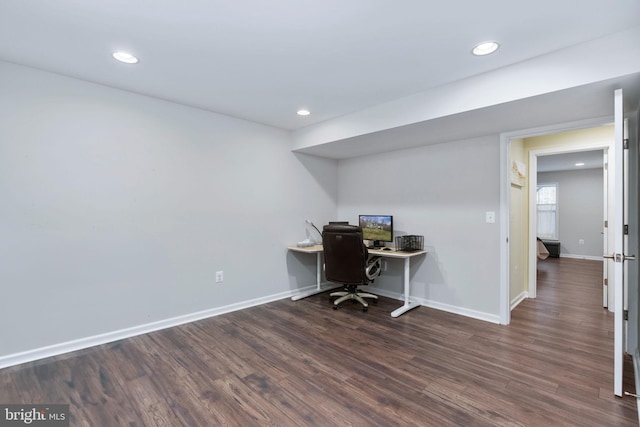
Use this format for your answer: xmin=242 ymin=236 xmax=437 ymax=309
xmin=363 ymin=307 xmax=368 ymax=312
xmin=333 ymin=305 xmax=338 ymax=310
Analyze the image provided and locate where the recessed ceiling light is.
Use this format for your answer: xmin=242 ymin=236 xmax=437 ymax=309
xmin=472 ymin=41 xmax=500 ymax=56
xmin=297 ymin=109 xmax=310 ymax=116
xmin=112 ymin=51 xmax=139 ymax=64
xmin=575 ymin=162 xmax=585 ymax=166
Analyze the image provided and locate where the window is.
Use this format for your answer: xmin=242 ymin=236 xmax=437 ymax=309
xmin=536 ymin=184 xmax=558 ymax=240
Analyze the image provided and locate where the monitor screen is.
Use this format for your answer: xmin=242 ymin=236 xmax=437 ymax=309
xmin=359 ymin=215 xmax=393 ymax=245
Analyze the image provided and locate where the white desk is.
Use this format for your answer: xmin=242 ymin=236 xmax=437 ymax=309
xmin=288 ymin=245 xmax=427 ymax=317
xmin=287 ymin=244 xmax=340 ymax=300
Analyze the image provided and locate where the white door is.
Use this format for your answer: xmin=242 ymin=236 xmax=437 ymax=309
xmin=603 ymin=150 xmax=609 ymax=308
xmin=608 ymin=88 xmax=632 ymax=397
xmin=623 ymin=117 xmax=630 ymax=355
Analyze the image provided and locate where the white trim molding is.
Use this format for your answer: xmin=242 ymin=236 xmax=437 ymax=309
xmin=371 ymin=288 xmax=501 ymax=325
xmin=510 ymin=291 xmax=529 ymax=311
xmin=0 ymin=289 xmax=299 ymax=370
xmin=0 ymin=283 xmax=504 ymax=369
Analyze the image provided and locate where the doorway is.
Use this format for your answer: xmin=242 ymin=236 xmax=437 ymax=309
xmin=525 ymin=143 xmax=609 ymax=302
xmin=499 ymin=117 xmax=614 ymax=325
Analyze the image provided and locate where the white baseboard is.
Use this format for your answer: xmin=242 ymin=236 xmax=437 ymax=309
xmin=0 ymin=283 xmax=501 ymax=369
xmin=0 ymin=288 xmax=298 ymax=370
xmin=371 ymin=287 xmax=501 ymax=324
xmin=560 ymin=254 xmax=603 ymax=261
xmin=510 ymin=291 xmax=529 ymax=310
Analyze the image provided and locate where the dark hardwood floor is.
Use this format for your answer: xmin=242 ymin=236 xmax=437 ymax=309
xmin=0 ymin=257 xmax=637 ymax=426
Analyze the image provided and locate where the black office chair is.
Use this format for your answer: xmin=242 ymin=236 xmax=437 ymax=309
xmin=322 ymin=224 xmax=381 ymax=311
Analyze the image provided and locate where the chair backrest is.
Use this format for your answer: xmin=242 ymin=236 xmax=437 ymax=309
xmin=322 ymin=224 xmax=369 ymax=285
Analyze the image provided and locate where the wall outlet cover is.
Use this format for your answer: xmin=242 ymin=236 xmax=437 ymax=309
xmin=486 ymin=211 xmax=496 ymax=223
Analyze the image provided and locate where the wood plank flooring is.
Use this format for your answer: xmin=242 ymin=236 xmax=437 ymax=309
xmin=0 ymin=257 xmax=637 ymax=426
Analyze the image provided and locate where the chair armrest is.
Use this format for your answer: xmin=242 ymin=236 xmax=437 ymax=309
xmin=365 ymin=256 xmax=382 ymax=280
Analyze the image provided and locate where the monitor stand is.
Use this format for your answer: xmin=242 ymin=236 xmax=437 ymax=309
xmin=368 ymin=240 xmax=385 ymax=249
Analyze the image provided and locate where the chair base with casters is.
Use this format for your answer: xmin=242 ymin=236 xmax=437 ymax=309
xmin=329 ymin=256 xmax=381 ymax=312
xmin=330 ymin=285 xmax=378 ymax=311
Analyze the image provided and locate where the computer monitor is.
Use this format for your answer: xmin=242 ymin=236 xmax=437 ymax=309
xmin=358 ymin=215 xmax=393 ymax=248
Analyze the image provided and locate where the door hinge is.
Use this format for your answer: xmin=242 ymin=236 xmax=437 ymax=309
xmin=624 ymin=225 xmax=629 ymax=235
xmin=624 ymin=138 xmax=629 ymax=149
xmin=604 ymin=278 xmax=608 ymax=286
xmin=604 ymin=220 xmax=608 ymax=228
xmin=624 ymin=310 xmax=629 ymax=321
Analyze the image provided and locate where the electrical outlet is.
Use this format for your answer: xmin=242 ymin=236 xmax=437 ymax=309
xmin=215 ymin=271 xmax=224 ymax=283
xmin=485 ymin=211 xmax=496 ymax=223
xmin=579 ymin=239 xmax=585 ymax=245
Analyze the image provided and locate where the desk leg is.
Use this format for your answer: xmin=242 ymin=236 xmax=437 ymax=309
xmin=291 ymin=252 xmax=339 ymax=301
xmin=391 ymin=257 xmax=420 ymax=317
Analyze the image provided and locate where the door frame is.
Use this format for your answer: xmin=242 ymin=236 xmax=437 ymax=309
xmin=526 ymin=143 xmax=611 ymax=299
xmin=499 ymin=116 xmax=614 ymax=325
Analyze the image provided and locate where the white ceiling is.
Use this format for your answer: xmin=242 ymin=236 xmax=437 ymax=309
xmin=1 ymin=0 xmax=639 ymax=131
xmin=537 ymin=150 xmax=604 ymax=173
xmin=293 ymin=73 xmax=640 ymax=159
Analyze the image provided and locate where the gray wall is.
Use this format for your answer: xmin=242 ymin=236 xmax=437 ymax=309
xmin=2 ymin=58 xmax=635 ymax=365
xmin=337 ymin=136 xmax=502 ymax=319
xmin=0 ymin=61 xmax=339 ymax=358
xmin=537 ymin=168 xmax=604 ymax=258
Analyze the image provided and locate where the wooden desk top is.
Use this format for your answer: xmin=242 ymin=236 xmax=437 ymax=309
xmin=287 ymin=244 xmax=323 ymax=253
xmin=288 ymin=244 xmax=426 ymax=258
xmin=367 ymin=247 xmax=427 ymax=258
